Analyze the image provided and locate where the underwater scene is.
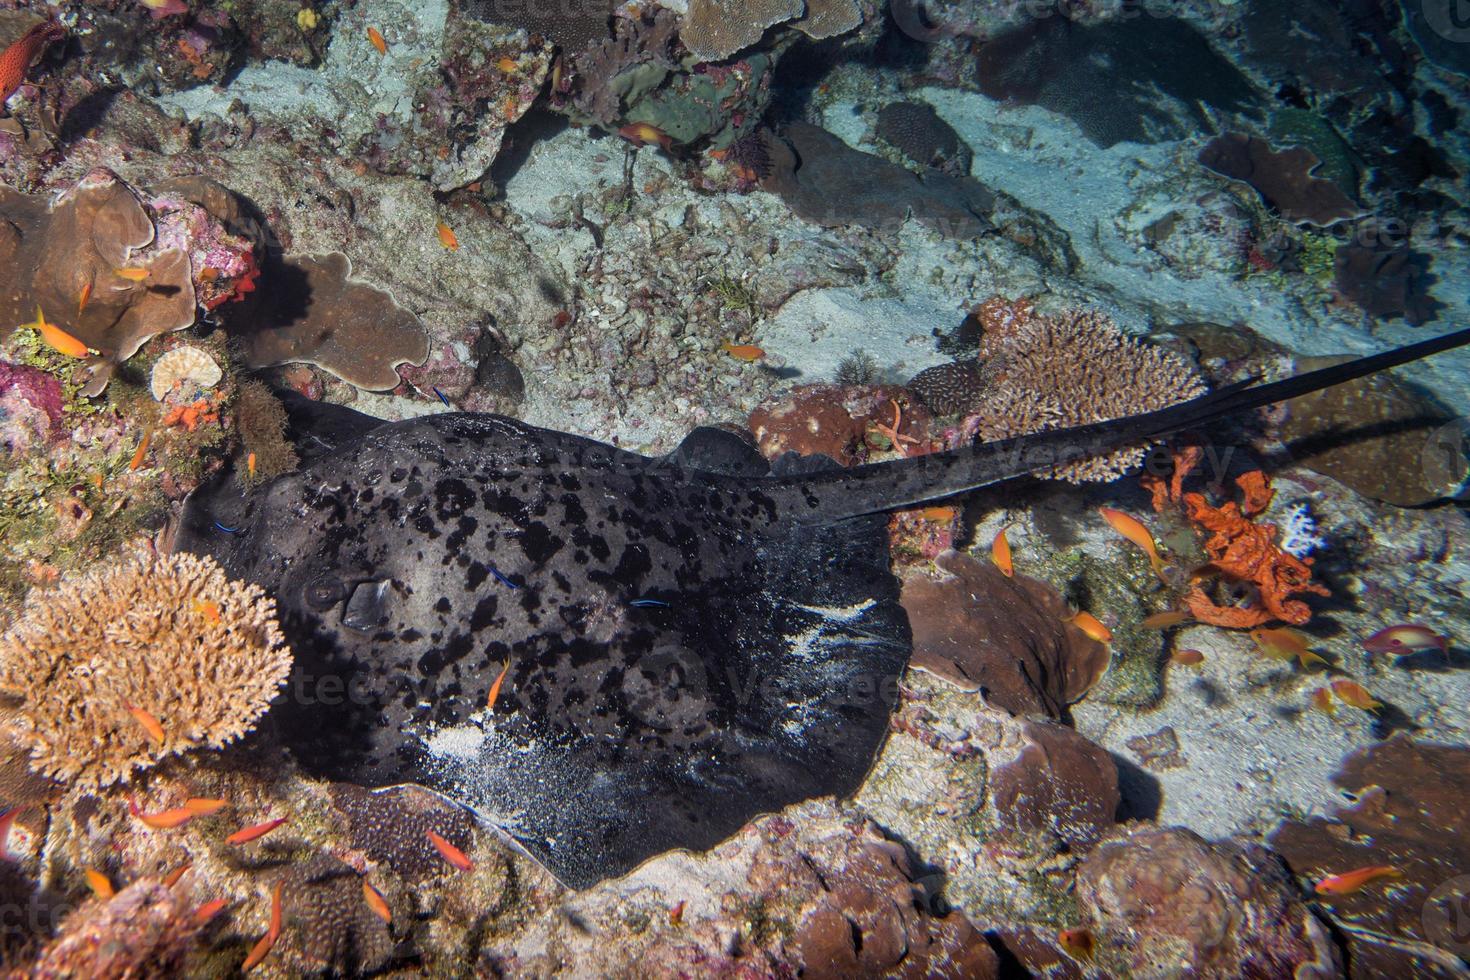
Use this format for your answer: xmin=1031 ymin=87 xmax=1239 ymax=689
xmin=2 ymin=0 xmax=1470 ymax=975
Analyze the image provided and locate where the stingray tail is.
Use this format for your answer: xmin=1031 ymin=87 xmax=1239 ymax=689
xmin=784 ymin=327 xmax=1470 ymax=522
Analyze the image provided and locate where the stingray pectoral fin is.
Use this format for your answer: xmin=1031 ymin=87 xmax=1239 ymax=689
xmin=785 ymin=327 xmax=1470 ymax=521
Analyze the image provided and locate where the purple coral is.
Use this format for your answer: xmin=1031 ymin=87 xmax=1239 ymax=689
xmin=0 ymin=360 xmax=64 ymax=455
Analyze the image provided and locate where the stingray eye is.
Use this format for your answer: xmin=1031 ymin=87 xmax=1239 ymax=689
xmin=305 ymin=577 xmax=346 ymax=611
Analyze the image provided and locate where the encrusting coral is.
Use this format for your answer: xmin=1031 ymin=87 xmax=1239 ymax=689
xmin=960 ymin=304 xmax=1207 ymax=483
xmin=0 ymin=552 xmax=291 ymax=787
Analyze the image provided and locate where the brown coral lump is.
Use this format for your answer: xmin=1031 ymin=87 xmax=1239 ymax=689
xmin=0 ymin=553 xmax=291 ymax=787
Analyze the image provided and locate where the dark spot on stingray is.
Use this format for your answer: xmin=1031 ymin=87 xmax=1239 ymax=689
xmin=466 ymin=561 xmax=488 ymax=589
xmin=434 ymin=596 xmax=451 ymax=613
xmin=470 ymin=595 xmax=499 ymax=631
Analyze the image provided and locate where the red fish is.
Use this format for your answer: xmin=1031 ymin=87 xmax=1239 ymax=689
xmin=1099 ymin=507 xmax=1168 ymax=582
xmin=124 ymin=702 xmax=165 ymax=745
xmin=84 ymin=867 xmax=114 ymax=899
xmin=1315 ymin=864 xmax=1400 ymax=896
xmin=242 ymin=882 xmax=282 ymax=971
xmin=0 ymin=19 xmax=65 ymax=110
xmin=362 ymin=881 xmax=391 ymax=924
xmin=426 ymin=830 xmax=473 ymax=872
xmin=618 ymin=122 xmax=673 ymax=151
xmin=1068 ymin=610 xmax=1112 ymax=644
xmin=1363 ymin=624 xmax=1449 ymax=658
xmin=130 ymin=799 xmax=201 ymax=830
xmin=193 ymin=897 xmax=228 ymax=924
xmin=486 ymin=660 xmax=510 ymax=713
xmin=990 ymin=526 xmax=1013 ymax=577
xmin=163 ymin=861 xmax=193 ymax=888
xmin=227 ymin=817 xmax=287 ymax=844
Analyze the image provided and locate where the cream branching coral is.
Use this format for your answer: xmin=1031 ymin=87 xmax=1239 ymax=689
xmin=965 ymin=307 xmax=1207 ymax=482
xmin=0 ymin=552 xmax=291 ymax=788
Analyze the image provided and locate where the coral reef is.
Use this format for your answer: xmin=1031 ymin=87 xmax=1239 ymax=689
xmin=678 ymin=0 xmax=802 ymax=62
xmin=149 ymin=345 xmax=222 ymax=404
xmin=279 ymin=854 xmax=396 ymax=974
xmin=900 ymin=550 xmax=1110 ymax=718
xmin=958 ymin=305 xmax=1207 ymax=483
xmin=227 ymin=252 xmax=430 ymax=391
xmin=1077 ymin=826 xmax=1341 ymax=978
xmin=22 ymin=878 xmax=213 ymax=977
xmin=1278 ymin=354 xmax=1460 ymax=505
xmin=875 ymin=100 xmax=972 ymax=176
xmin=0 ymin=552 xmax=290 ymax=787
xmin=906 ymin=359 xmax=982 ymax=416
xmin=232 ymin=380 xmax=298 ymax=482
xmin=1272 ymin=736 xmax=1470 ymax=978
xmin=1198 ymin=133 xmax=1363 ymax=227
xmin=1333 ymin=226 xmax=1440 ymax=326
xmin=328 ymin=783 xmax=477 ymax=881
xmin=747 ymin=383 xmax=931 ymax=465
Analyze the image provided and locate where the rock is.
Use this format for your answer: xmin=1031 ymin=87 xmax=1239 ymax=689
xmin=1077 ymin=826 xmax=1342 ymax=979
xmin=1278 ymin=354 xmax=1462 ymax=506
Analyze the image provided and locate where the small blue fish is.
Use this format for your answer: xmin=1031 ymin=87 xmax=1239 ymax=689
xmin=433 ymin=387 xmax=452 ymax=408
xmin=213 ymin=521 xmax=241 ymax=534
xmin=488 ymin=565 xmax=518 ymax=589
xmin=629 ymin=598 xmax=669 ymax=609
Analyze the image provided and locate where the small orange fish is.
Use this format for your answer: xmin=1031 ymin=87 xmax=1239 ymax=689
xmin=193 ymin=898 xmax=228 ymax=924
xmin=496 ymin=55 xmax=517 ymax=73
xmin=129 ymin=429 xmax=152 ymax=471
xmin=184 ymin=798 xmax=227 ymax=816
xmin=1314 ymin=864 xmax=1401 ymax=896
xmin=114 ymin=266 xmax=151 ymax=282
xmin=436 ymin=221 xmax=459 ymax=250
xmin=990 ymin=526 xmax=1013 ymax=577
xmin=362 ymin=881 xmax=392 ymax=924
xmin=1068 ymin=610 xmax=1112 ymax=644
xmin=1310 ymin=687 xmax=1336 ymax=716
xmin=227 ymin=817 xmax=287 ymax=844
xmin=198 ymin=266 xmax=220 ymax=282
xmin=163 ymin=861 xmax=193 ymax=888
xmin=1098 ymin=507 xmax=1168 ymax=582
xmin=426 ymin=830 xmax=473 ymax=872
xmin=367 ymin=26 xmax=387 ymax=55
xmin=241 ymin=882 xmax=282 ymax=972
xmin=919 ymin=506 xmax=956 ymax=522
xmin=24 ymin=306 xmax=90 ymax=358
xmin=1330 ymin=679 xmax=1382 ymax=712
xmin=618 ymin=121 xmax=673 ymax=150
xmin=92 ymin=472 xmax=104 ymax=489
xmin=129 ymin=799 xmax=200 ymax=830
xmin=77 ymin=281 xmax=93 ymax=317
xmin=84 ymin=867 xmax=115 ymax=899
xmin=721 ymin=342 xmax=764 ymax=362
xmin=1057 ymin=927 xmax=1095 ymax=961
xmin=1141 ymin=610 xmax=1191 ymax=629
xmin=486 ymin=660 xmax=510 ymax=712
xmin=1250 ymin=628 xmax=1328 ymax=668
xmin=1171 ymin=648 xmax=1205 ymax=666
xmin=124 ymin=702 xmax=165 ymax=745
xmin=194 ymin=599 xmax=221 ymax=624
xmin=246 ymin=452 xmax=257 ymax=478
xmin=669 ymin=900 xmax=686 ymax=926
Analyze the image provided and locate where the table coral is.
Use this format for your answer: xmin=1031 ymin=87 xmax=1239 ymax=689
xmin=0 ymin=551 xmax=291 ymax=788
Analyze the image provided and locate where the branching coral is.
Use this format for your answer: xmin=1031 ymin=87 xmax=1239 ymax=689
xmin=960 ymin=304 xmax=1207 ymax=482
xmin=0 ymin=552 xmax=291 ymax=787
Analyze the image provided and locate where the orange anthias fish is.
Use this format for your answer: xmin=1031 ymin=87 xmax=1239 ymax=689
xmin=990 ymin=526 xmax=1013 ymax=577
xmin=194 ymin=599 xmax=222 ymax=624
xmin=227 ymin=817 xmax=287 ymax=844
xmin=436 ymin=221 xmax=459 ymax=250
xmin=22 ymin=306 xmax=89 ymax=358
xmin=1057 ymin=927 xmax=1095 ymax=961
xmin=193 ymin=898 xmax=229 ymax=924
xmin=114 ymin=266 xmax=150 ymax=282
xmin=1171 ymin=648 xmax=1205 ymax=666
xmin=1363 ymin=624 xmax=1450 ymax=658
xmin=246 ymin=452 xmax=257 ymax=478
xmin=486 ymin=660 xmax=510 ymax=712
xmin=919 ymin=506 xmax=956 ymax=523
xmin=1330 ymin=679 xmax=1383 ymax=712
xmin=495 ymin=55 xmax=517 ymax=73
xmin=362 ymin=881 xmax=392 ymax=924
xmin=129 ymin=799 xmax=200 ymax=830
xmin=129 ymin=429 xmax=152 ymax=471
xmin=84 ymin=867 xmax=115 ymax=900
xmin=163 ymin=861 xmax=193 ymax=888
xmin=124 ymin=702 xmax=165 ymax=745
xmin=1310 ymin=687 xmax=1336 ymax=716
xmin=1098 ymin=507 xmax=1168 ymax=582
xmin=1314 ymin=865 xmax=1401 ymax=896
xmin=1250 ymin=628 xmax=1328 ymax=668
xmin=77 ymin=280 xmax=92 ymax=318
xmin=241 ymin=882 xmax=283 ymax=971
xmin=618 ymin=121 xmax=673 ymax=150
xmin=0 ymin=19 xmax=65 ymax=108
xmin=184 ymin=798 xmax=227 ymax=816
xmin=1141 ymin=610 xmax=1192 ymax=629
xmin=367 ymin=26 xmax=387 ymax=55
xmin=721 ymin=342 xmax=764 ymax=362
xmin=426 ymin=830 xmax=473 ymax=872
xmin=1068 ymin=610 xmax=1112 ymax=644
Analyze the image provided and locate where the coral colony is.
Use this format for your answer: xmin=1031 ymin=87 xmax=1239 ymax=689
xmin=0 ymin=1 xmax=1469 ymax=976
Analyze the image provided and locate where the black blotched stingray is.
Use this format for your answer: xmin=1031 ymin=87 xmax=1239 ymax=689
xmin=177 ymin=329 xmax=1470 ymax=887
